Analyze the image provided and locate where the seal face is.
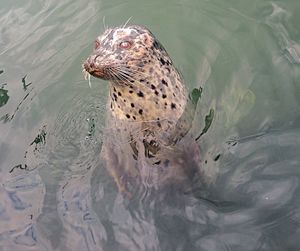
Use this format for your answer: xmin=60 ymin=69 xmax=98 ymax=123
xmin=83 ymin=25 xmax=200 ymax=195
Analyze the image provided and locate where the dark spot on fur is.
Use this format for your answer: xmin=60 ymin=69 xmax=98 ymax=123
xmin=161 ymin=79 xmax=168 ymax=86
xmin=140 ymin=79 xmax=145 ymax=82
xmin=131 ymin=103 xmax=135 ymax=108
xmin=155 ymin=90 xmax=159 ymax=95
xmin=214 ymin=154 xmax=221 ymax=161
xmin=160 ymin=58 xmax=166 ymax=65
xmin=118 ymin=92 xmax=122 ymax=96
xmin=113 ymin=93 xmax=118 ymax=101
xmin=126 ymin=114 xmax=130 ymax=119
xmin=162 ymin=94 xmax=167 ymax=99
xmin=151 ymin=84 xmax=156 ymax=90
xmin=171 ymin=103 xmax=176 ymax=109
xmin=129 ymin=90 xmax=133 ymax=94
xmin=137 ymin=91 xmax=144 ymax=97
xmin=133 ymin=116 xmax=136 ymax=120
xmin=139 ymin=109 xmax=143 ymax=115
xmin=164 ymin=159 xmax=170 ymax=167
xmin=113 ymin=87 xmax=117 ymax=92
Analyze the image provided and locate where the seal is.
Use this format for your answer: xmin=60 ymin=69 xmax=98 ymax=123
xmin=83 ymin=25 xmax=200 ymax=196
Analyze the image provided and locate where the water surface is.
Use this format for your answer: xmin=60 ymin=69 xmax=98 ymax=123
xmin=1 ymin=0 xmax=300 ymax=250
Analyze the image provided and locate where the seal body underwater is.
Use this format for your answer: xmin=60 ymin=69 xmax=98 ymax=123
xmin=83 ymin=25 xmax=201 ymax=196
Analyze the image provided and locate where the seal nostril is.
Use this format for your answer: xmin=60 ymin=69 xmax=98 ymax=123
xmin=85 ymin=55 xmax=101 ymax=70
xmin=83 ymin=62 xmax=89 ymax=71
xmin=95 ymin=54 xmax=101 ymax=61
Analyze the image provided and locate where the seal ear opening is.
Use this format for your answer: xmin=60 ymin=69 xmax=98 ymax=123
xmin=141 ymin=33 xmax=152 ymax=46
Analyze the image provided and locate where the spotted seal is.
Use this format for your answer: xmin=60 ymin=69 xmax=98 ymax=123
xmin=83 ymin=25 xmax=201 ymax=196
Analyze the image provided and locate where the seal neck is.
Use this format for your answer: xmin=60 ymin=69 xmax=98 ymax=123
xmin=108 ymin=72 xmax=187 ymax=124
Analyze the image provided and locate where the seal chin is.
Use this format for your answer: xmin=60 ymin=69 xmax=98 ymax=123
xmin=89 ymin=70 xmax=107 ymax=79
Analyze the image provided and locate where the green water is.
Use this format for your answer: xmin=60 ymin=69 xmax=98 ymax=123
xmin=1 ymin=0 xmax=300 ymax=250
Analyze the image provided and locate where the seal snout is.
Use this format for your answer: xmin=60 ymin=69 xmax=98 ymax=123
xmin=83 ymin=54 xmax=108 ymax=79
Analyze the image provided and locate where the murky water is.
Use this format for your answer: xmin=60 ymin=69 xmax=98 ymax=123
xmin=1 ymin=0 xmax=300 ymax=250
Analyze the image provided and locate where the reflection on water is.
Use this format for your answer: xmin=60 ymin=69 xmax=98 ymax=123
xmin=0 ymin=70 xmax=9 ymax=108
xmin=29 ymin=125 xmax=47 ymax=151
xmin=0 ymin=88 xmax=9 ymax=108
xmin=1 ymin=0 xmax=300 ymax=250
xmin=0 ymin=73 xmax=34 ymax=123
xmin=22 ymin=75 xmax=32 ymax=91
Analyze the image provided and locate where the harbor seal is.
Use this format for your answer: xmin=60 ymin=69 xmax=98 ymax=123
xmin=83 ymin=25 xmax=201 ymax=196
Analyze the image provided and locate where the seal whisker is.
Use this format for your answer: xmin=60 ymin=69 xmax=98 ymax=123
xmin=113 ymin=66 xmax=152 ymax=80
xmin=122 ymin=16 xmax=133 ymax=28
xmin=115 ymin=66 xmax=153 ymax=79
xmin=114 ymin=64 xmax=148 ymax=72
xmin=108 ymin=67 xmax=130 ymax=82
xmin=88 ymin=73 xmax=92 ymax=88
xmin=102 ymin=16 xmax=107 ymax=30
xmin=109 ymin=67 xmax=144 ymax=87
xmin=107 ymin=68 xmax=126 ymax=84
xmin=118 ymin=67 xmax=150 ymax=78
xmin=107 ymin=68 xmax=138 ymax=88
xmin=115 ymin=71 xmax=150 ymax=89
xmin=113 ymin=68 xmax=139 ymax=82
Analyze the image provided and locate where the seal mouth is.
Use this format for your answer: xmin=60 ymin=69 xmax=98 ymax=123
xmin=83 ymin=60 xmax=111 ymax=80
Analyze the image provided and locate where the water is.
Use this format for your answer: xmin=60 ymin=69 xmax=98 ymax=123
xmin=1 ymin=0 xmax=300 ymax=250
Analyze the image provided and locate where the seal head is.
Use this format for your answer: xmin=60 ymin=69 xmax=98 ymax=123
xmin=84 ymin=25 xmax=157 ymax=81
xmin=83 ymin=25 xmax=187 ymax=123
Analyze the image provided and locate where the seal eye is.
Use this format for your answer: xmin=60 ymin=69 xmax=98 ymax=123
xmin=119 ymin=41 xmax=132 ymax=49
xmin=94 ymin=40 xmax=101 ymax=50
